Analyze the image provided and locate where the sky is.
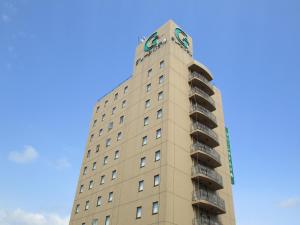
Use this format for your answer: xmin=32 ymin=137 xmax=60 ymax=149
xmin=0 ymin=0 xmax=300 ymax=225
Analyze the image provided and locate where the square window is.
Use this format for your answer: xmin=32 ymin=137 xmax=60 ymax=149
xmin=90 ymin=134 xmax=94 ymax=142
xmin=157 ymin=109 xmax=163 ymax=119
xmin=92 ymin=162 xmax=97 ymax=170
xmin=75 ymin=204 xmax=80 ymax=214
xmin=159 ymin=75 xmax=164 ymax=84
xmin=93 ymin=120 xmax=97 ymax=127
xmin=102 ymin=114 xmax=106 ymax=121
xmin=100 ymin=175 xmax=105 ymax=185
xmin=144 ymin=117 xmax=149 ymax=126
xmin=124 ymin=86 xmax=128 ymax=94
xmin=108 ymin=122 xmax=113 ymax=131
xmin=106 ymin=138 xmax=111 ymax=147
xmin=82 ymin=223 xmax=86 ymax=225
xmin=87 ymin=150 xmax=91 ymax=158
xmin=96 ymin=106 xmax=100 ymax=113
xmin=122 ymin=100 xmax=127 ymax=108
xmin=145 ymin=99 xmax=150 ymax=108
xmin=158 ymin=91 xmax=164 ymax=101
xmin=112 ymin=170 xmax=117 ymax=180
xmin=114 ymin=150 xmax=120 ymax=160
xmin=140 ymin=157 xmax=146 ymax=168
xmin=142 ymin=136 xmax=148 ymax=146
xmin=108 ymin=192 xmax=113 ymax=202
xmin=85 ymin=201 xmax=89 ymax=210
xmin=96 ymin=144 xmax=100 ymax=153
xmin=136 ymin=206 xmax=142 ymax=219
xmin=99 ymin=129 xmax=103 ymax=136
xmin=156 ymin=129 xmax=162 ymax=139
xmin=155 ymin=150 xmax=160 ymax=161
xmin=92 ymin=219 xmax=98 ymax=225
xmin=105 ymin=216 xmax=110 ymax=225
xmin=103 ymin=156 xmax=108 ymax=165
xmin=120 ymin=115 xmax=124 ymax=124
xmin=138 ymin=180 xmax=144 ymax=192
xmin=147 ymin=69 xmax=152 ymax=77
xmin=89 ymin=180 xmax=94 ymax=189
xmin=154 ymin=174 xmax=160 ymax=187
xmin=117 ymin=132 xmax=122 ymax=141
xmin=83 ymin=166 xmax=87 ymax=175
xmin=114 ymin=93 xmax=118 ymax=100
xmin=97 ymin=196 xmax=102 ymax=207
xmin=104 ymin=100 xmax=108 ymax=107
xmin=152 ymin=201 xmax=159 ymax=214
xmin=79 ymin=184 xmax=84 ymax=193
xmin=146 ymin=83 xmax=151 ymax=92
xmin=112 ymin=107 xmax=116 ymax=115
xmin=160 ymin=60 xmax=165 ymax=69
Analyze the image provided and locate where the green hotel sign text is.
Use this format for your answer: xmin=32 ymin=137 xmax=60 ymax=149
xmin=175 ymin=27 xmax=189 ymax=49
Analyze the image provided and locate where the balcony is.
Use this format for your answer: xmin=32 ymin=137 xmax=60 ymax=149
xmin=188 ymin=60 xmax=213 ymax=81
xmin=189 ymin=72 xmax=214 ymax=96
xmin=192 ymin=189 xmax=226 ymax=214
xmin=190 ymin=104 xmax=217 ymax=129
xmin=190 ymin=87 xmax=216 ymax=111
xmin=191 ymin=122 xmax=219 ymax=148
xmin=193 ymin=217 xmax=222 ymax=225
xmin=191 ymin=165 xmax=223 ymax=190
xmin=191 ymin=142 xmax=221 ymax=168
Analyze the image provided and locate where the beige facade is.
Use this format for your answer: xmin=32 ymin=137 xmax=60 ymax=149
xmin=69 ymin=20 xmax=236 ymax=225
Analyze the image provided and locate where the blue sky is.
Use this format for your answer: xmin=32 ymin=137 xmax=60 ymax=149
xmin=0 ymin=0 xmax=300 ymax=224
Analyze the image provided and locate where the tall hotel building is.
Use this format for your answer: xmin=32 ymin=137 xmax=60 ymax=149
xmin=69 ymin=20 xmax=236 ymax=225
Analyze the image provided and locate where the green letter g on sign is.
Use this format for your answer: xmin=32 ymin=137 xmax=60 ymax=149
xmin=144 ymin=32 xmax=159 ymax=52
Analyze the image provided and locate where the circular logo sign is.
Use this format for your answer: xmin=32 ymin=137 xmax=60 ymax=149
xmin=144 ymin=32 xmax=159 ymax=52
xmin=175 ymin=28 xmax=189 ymax=49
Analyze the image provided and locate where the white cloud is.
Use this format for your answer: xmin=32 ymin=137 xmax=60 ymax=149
xmin=279 ymin=197 xmax=300 ymax=208
xmin=53 ymin=158 xmax=71 ymax=170
xmin=0 ymin=209 xmax=69 ymax=225
xmin=8 ymin=145 xmax=38 ymax=164
xmin=1 ymin=14 xmax=10 ymax=23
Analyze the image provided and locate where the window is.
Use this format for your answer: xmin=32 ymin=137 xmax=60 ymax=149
xmin=83 ymin=166 xmax=87 ymax=175
xmin=104 ymin=100 xmax=108 ymax=107
xmin=154 ymin=174 xmax=160 ymax=187
xmin=152 ymin=201 xmax=159 ymax=214
xmin=106 ymin=138 xmax=111 ymax=147
xmin=160 ymin=60 xmax=165 ymax=69
xmin=90 ymin=134 xmax=94 ymax=142
xmin=119 ymin=115 xmax=124 ymax=124
xmin=96 ymin=144 xmax=100 ymax=153
xmin=82 ymin=223 xmax=86 ymax=225
xmin=140 ymin=157 xmax=146 ymax=168
xmin=92 ymin=162 xmax=97 ymax=170
xmin=99 ymin=129 xmax=103 ymax=136
xmin=159 ymin=75 xmax=164 ymax=84
xmin=145 ymin=99 xmax=150 ymax=108
xmin=103 ymin=156 xmax=108 ymax=165
xmin=122 ymin=100 xmax=127 ymax=108
xmin=114 ymin=150 xmax=120 ymax=160
xmin=114 ymin=93 xmax=118 ymax=100
xmin=117 ymin=132 xmax=122 ymax=141
xmin=79 ymin=184 xmax=84 ymax=193
xmin=147 ymin=68 xmax=152 ymax=77
xmin=108 ymin=122 xmax=113 ymax=131
xmin=100 ymin=175 xmax=105 ymax=185
xmin=157 ymin=109 xmax=163 ymax=119
xmin=87 ymin=150 xmax=91 ymax=158
xmin=158 ymin=91 xmax=164 ymax=101
xmin=146 ymin=83 xmax=151 ymax=92
xmin=96 ymin=106 xmax=100 ymax=113
xmin=89 ymin=180 xmax=94 ymax=189
xmin=92 ymin=219 xmax=98 ymax=225
xmin=144 ymin=117 xmax=149 ymax=126
xmin=75 ymin=204 xmax=80 ymax=214
xmin=96 ymin=196 xmax=102 ymax=207
xmin=112 ymin=170 xmax=117 ymax=180
xmin=112 ymin=107 xmax=116 ymax=115
xmin=136 ymin=206 xmax=142 ymax=219
xmin=108 ymin=192 xmax=113 ymax=202
xmin=105 ymin=216 xmax=110 ymax=225
xmin=124 ymin=86 xmax=128 ymax=94
xmin=155 ymin=150 xmax=161 ymax=161
xmin=93 ymin=120 xmax=97 ymax=127
xmin=85 ymin=201 xmax=89 ymax=210
xmin=156 ymin=128 xmax=162 ymax=139
xmin=142 ymin=136 xmax=148 ymax=146
xmin=102 ymin=114 xmax=106 ymax=121
xmin=138 ymin=180 xmax=144 ymax=192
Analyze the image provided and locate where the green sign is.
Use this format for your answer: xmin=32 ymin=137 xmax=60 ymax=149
xmin=225 ymin=127 xmax=235 ymax=185
xmin=144 ymin=32 xmax=159 ymax=52
xmin=175 ymin=28 xmax=189 ymax=49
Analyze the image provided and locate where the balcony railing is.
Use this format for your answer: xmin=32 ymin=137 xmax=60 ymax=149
xmin=189 ymin=72 xmax=214 ymax=90
xmin=191 ymin=142 xmax=221 ymax=166
xmin=191 ymin=122 xmax=219 ymax=143
xmin=193 ymin=217 xmax=222 ymax=225
xmin=190 ymin=87 xmax=216 ymax=110
xmin=192 ymin=189 xmax=226 ymax=213
xmin=192 ymin=165 xmax=223 ymax=188
xmin=190 ymin=104 xmax=217 ymax=126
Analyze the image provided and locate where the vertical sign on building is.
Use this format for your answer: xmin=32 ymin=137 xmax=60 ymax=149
xmin=225 ymin=127 xmax=235 ymax=185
